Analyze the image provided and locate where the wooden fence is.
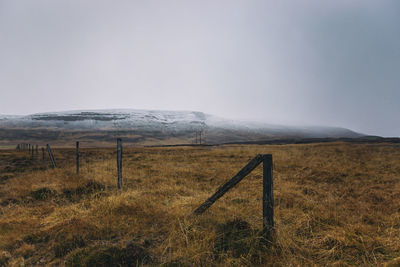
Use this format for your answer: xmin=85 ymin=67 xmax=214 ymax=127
xmin=14 ymin=141 xmax=275 ymax=241
xmin=15 ymin=140 xmax=125 ymax=189
xmin=193 ymin=154 xmax=274 ymax=240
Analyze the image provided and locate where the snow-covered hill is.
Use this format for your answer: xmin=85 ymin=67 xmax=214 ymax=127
xmin=0 ymin=109 xmax=363 ymax=144
xmin=0 ymin=109 xmax=211 ymax=131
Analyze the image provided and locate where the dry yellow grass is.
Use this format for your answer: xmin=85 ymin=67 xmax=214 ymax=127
xmin=0 ymin=142 xmax=399 ymax=266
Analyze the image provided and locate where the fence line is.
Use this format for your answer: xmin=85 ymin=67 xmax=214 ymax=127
xmin=13 ymin=140 xmax=274 ymax=240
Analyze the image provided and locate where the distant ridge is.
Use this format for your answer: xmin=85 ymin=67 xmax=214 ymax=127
xmin=0 ymin=109 xmax=365 ymax=146
xmin=221 ymin=136 xmax=400 ymax=145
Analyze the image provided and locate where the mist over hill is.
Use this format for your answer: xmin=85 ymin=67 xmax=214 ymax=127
xmin=0 ymin=109 xmax=363 ymax=146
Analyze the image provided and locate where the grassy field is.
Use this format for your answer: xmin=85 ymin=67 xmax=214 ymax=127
xmin=0 ymin=142 xmax=399 ymax=266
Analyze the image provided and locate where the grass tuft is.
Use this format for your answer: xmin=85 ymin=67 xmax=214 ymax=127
xmin=30 ymin=187 xmax=57 ymax=200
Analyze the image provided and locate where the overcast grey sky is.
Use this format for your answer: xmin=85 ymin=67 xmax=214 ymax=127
xmin=0 ymin=0 xmax=399 ymax=136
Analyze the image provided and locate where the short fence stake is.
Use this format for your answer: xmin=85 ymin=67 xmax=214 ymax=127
xmin=36 ymin=145 xmax=39 ymax=159
xmin=117 ymin=138 xmax=122 ymax=189
xmin=263 ymin=154 xmax=274 ymax=241
xmin=46 ymin=144 xmax=56 ymax=168
xmin=41 ymin=147 xmax=45 ymax=161
xmin=76 ymin=141 xmax=80 ymax=175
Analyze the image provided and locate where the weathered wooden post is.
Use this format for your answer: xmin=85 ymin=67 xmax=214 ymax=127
xmin=46 ymin=144 xmax=56 ymax=168
xmin=263 ymin=154 xmax=274 ymax=241
xmin=117 ymin=138 xmax=122 ymax=189
xmin=42 ymin=147 xmax=45 ymax=161
xmin=36 ymin=145 xmax=38 ymax=159
xmin=76 ymin=141 xmax=80 ymax=175
xmin=31 ymin=144 xmax=34 ymax=159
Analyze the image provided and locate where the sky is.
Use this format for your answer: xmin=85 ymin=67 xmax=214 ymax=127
xmin=0 ymin=0 xmax=399 ymax=137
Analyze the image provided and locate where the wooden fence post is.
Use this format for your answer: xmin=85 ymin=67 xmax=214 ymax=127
xmin=31 ymin=144 xmax=34 ymax=159
xmin=46 ymin=144 xmax=56 ymax=168
xmin=36 ymin=145 xmax=38 ymax=159
xmin=42 ymin=147 xmax=45 ymax=161
xmin=117 ymin=138 xmax=122 ymax=189
xmin=263 ymin=154 xmax=274 ymax=241
xmin=76 ymin=141 xmax=79 ymax=175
